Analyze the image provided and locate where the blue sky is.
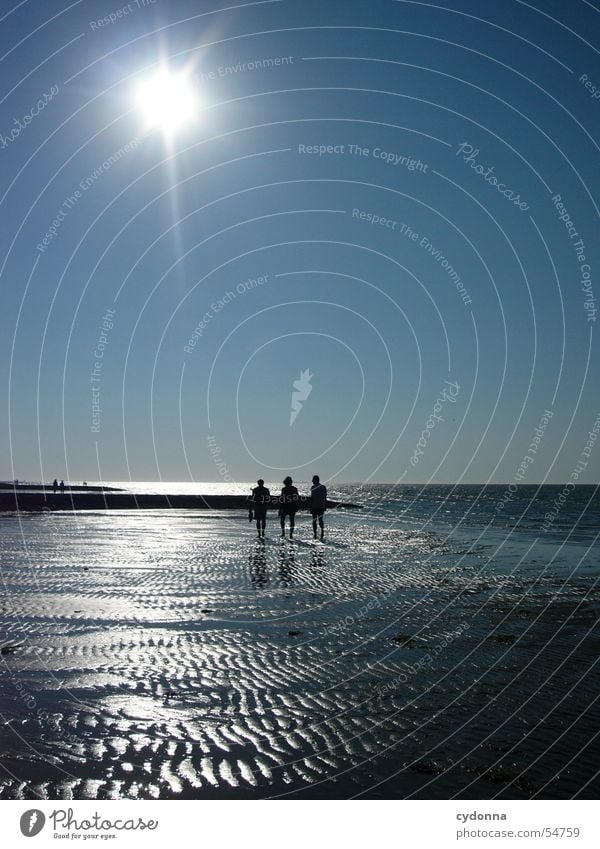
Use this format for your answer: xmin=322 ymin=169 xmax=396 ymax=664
xmin=0 ymin=0 xmax=598 ymax=484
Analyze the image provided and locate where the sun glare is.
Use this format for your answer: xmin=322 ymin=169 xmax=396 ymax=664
xmin=135 ymin=69 xmax=197 ymax=134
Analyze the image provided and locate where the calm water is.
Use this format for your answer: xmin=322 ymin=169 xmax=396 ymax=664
xmin=0 ymin=484 xmax=598 ymax=799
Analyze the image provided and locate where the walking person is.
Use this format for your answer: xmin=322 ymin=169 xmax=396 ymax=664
xmin=310 ymin=475 xmax=327 ymax=540
xmin=59 ymin=479 xmax=65 ymax=494
xmin=52 ymin=479 xmax=58 ymax=494
xmin=279 ymin=476 xmax=299 ymax=539
xmin=250 ymin=478 xmax=270 ymax=539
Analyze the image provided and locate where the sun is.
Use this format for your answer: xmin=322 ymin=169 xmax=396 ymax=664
xmin=135 ymin=68 xmax=198 ymax=134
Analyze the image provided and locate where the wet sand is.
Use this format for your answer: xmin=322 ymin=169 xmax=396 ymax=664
xmin=0 ymin=508 xmax=598 ymax=799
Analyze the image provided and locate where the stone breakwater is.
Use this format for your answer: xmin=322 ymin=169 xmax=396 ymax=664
xmin=0 ymin=493 xmax=360 ymax=512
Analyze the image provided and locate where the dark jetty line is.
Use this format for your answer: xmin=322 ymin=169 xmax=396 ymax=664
xmin=0 ymin=482 xmax=123 ymax=492
xmin=0 ymin=493 xmax=361 ymax=512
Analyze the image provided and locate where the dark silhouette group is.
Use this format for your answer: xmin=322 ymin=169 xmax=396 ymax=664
xmin=249 ymin=475 xmax=328 ymax=540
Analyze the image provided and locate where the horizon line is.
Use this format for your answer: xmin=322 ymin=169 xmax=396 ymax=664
xmin=2 ymin=478 xmax=598 ymax=487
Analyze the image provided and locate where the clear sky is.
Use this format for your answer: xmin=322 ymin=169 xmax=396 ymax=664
xmin=1 ymin=0 xmax=598 ymax=484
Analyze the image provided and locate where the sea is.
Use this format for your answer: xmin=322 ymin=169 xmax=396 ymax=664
xmin=0 ymin=483 xmax=598 ymax=799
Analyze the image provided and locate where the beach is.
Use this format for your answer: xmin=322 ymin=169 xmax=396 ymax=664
xmin=0 ymin=485 xmax=598 ymax=799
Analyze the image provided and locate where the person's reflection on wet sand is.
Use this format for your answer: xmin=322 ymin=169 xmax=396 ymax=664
xmin=311 ymin=544 xmax=327 ymax=572
xmin=277 ymin=543 xmax=296 ymax=586
xmin=249 ymin=543 xmax=268 ymax=588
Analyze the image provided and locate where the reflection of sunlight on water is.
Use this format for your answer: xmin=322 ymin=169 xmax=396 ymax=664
xmin=102 ymin=694 xmax=192 ymax=723
xmin=90 ymin=480 xmax=325 ymax=496
xmin=96 ymin=481 xmax=260 ymax=495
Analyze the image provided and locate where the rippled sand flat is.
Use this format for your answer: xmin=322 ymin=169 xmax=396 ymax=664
xmin=0 ymin=508 xmax=598 ymax=799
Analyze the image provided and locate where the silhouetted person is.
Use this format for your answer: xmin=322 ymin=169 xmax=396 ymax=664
xmin=279 ymin=476 xmax=299 ymax=538
xmin=310 ymin=475 xmax=327 ymax=540
xmin=59 ymin=479 xmax=65 ymax=494
xmin=52 ymin=479 xmax=58 ymax=494
xmin=251 ymin=478 xmax=270 ymax=539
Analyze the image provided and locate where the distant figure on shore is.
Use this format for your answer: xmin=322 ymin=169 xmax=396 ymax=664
xmin=52 ymin=479 xmax=58 ymax=494
xmin=251 ymin=479 xmax=270 ymax=539
xmin=59 ymin=479 xmax=65 ymax=494
xmin=279 ymin=476 xmax=299 ymax=538
xmin=310 ymin=475 xmax=327 ymax=540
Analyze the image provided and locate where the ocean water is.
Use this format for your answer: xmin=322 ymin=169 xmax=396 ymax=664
xmin=0 ymin=484 xmax=598 ymax=799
